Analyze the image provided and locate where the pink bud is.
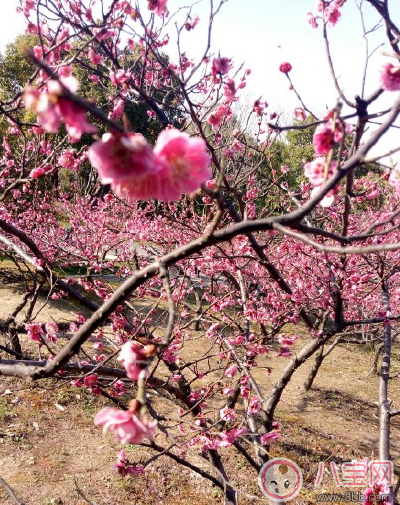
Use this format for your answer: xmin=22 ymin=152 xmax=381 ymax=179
xmin=279 ymin=62 xmax=292 ymax=73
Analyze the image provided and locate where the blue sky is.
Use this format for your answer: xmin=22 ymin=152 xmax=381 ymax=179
xmin=1 ymin=0 xmax=399 ymax=162
xmin=169 ymin=0 xmax=399 ymax=162
xmin=0 ymin=0 xmax=391 ymax=108
xmin=168 ymin=0 xmax=390 ymax=109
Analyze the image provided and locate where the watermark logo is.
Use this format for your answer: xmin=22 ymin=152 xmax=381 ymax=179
xmin=315 ymin=459 xmax=393 ymax=488
xmin=258 ymin=457 xmax=303 ymax=501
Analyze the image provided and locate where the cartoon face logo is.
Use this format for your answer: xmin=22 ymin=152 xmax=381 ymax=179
xmin=258 ymin=457 xmax=303 ymax=501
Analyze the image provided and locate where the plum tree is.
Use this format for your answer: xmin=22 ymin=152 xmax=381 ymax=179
xmin=0 ymin=1 xmax=399 ymax=504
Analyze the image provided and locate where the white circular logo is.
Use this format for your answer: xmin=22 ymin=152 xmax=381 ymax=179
xmin=258 ymin=457 xmax=303 ymax=501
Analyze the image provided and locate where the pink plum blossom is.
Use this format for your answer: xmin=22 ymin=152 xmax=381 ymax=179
xmin=220 ymin=406 xmax=236 ymax=422
xmin=248 ymin=397 xmax=260 ymax=414
xmin=24 ymin=77 xmax=97 ymax=139
xmin=304 ymin=157 xmax=337 ymax=187
xmin=110 ymin=69 xmax=131 ymax=86
xmin=148 ymin=0 xmax=168 ymax=16
xmin=83 ymin=374 xmax=99 ymax=388
xmin=58 ymin=149 xmax=80 ymax=170
xmin=325 ymin=5 xmax=341 ymax=26
xmin=58 ymin=100 xmax=98 ymax=139
xmin=253 ymin=100 xmax=266 ymax=116
xmin=152 ymin=129 xmax=211 ymax=201
xmin=229 ymin=334 xmax=245 ymax=345
xmin=26 ymin=323 xmax=44 ymax=343
xmin=313 ymin=123 xmax=335 ymax=155
xmin=218 ymin=428 xmax=247 ymax=447
xmin=58 ymin=65 xmax=72 ymax=78
xmin=260 ymin=431 xmax=280 ymax=445
xmin=85 ymin=8 xmax=93 ymax=21
xmin=88 ymin=132 xmax=156 ymax=187
xmin=95 ymin=407 xmax=157 ymax=444
xmin=232 ymin=140 xmax=244 ymax=153
xmin=294 ymin=107 xmax=307 ymax=121
xmin=208 ymin=104 xmax=231 ymax=129
xmin=185 ymin=15 xmax=200 ymax=31
xmin=223 ymin=78 xmax=236 ymax=99
xmin=109 ymin=98 xmax=125 ymax=120
xmin=306 ymin=11 xmax=318 ymax=28
xmin=113 ymin=450 xmax=144 ymax=477
xmin=276 ymin=347 xmax=292 ymax=358
xmin=93 ymin=28 xmax=115 ymax=41
xmin=365 ymin=185 xmax=380 ymax=199
xmin=225 ymin=364 xmax=238 ymax=378
xmin=362 ymin=483 xmax=391 ymax=505
xmin=118 ymin=341 xmax=148 ymax=380
xmin=23 ymin=0 xmax=35 ymax=16
xmin=317 ymin=0 xmax=342 ymax=26
xmin=212 ymin=57 xmax=230 ymax=76
xmin=380 ymin=62 xmax=400 ymax=91
xmin=45 ymin=321 xmax=58 ymax=342
xmin=313 ymin=117 xmax=352 ymax=155
xmin=30 ymin=167 xmax=46 ymax=179
xmin=27 ymin=22 xmax=39 ymax=34
xmin=89 ymin=48 xmax=103 ymax=65
xmin=278 ymin=334 xmax=298 ymax=346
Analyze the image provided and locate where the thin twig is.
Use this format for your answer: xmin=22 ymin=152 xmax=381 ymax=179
xmin=0 ymin=476 xmax=26 ymax=505
xmin=74 ymin=477 xmax=101 ymax=505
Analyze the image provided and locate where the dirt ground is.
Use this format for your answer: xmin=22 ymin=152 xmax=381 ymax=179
xmin=1 ymin=270 xmax=400 ymax=505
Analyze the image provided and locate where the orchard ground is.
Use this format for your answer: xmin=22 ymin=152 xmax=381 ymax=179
xmin=0 ymin=265 xmax=399 ymax=505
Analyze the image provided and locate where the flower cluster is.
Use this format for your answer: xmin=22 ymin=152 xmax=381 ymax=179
xmin=147 ymin=0 xmax=168 ymax=17
xmin=275 ymin=333 xmax=298 ymax=357
xmin=362 ymin=482 xmax=391 ymax=505
xmin=304 ymin=157 xmax=338 ymax=207
xmin=208 ymin=104 xmax=232 ymax=129
xmin=88 ymin=129 xmax=211 ymax=201
xmin=307 ymin=0 xmax=343 ymax=29
xmin=302 ymin=111 xmax=352 ymax=207
xmin=24 ymin=76 xmax=97 ymax=141
xmin=113 ymin=450 xmax=144 ymax=477
xmin=211 ymin=57 xmax=231 ymax=77
xmin=389 ymin=168 xmax=400 ymax=196
xmin=313 ymin=116 xmax=352 ymax=155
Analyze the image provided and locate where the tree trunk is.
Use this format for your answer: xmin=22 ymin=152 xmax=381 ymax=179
xmin=379 ymin=283 xmax=394 ymax=503
xmin=370 ymin=342 xmax=384 ymax=375
xmin=304 ymin=345 xmax=325 ymax=391
xmin=9 ymin=329 xmax=22 ymax=358
xmin=263 ymin=331 xmax=337 ymax=428
xmin=304 ymin=336 xmax=342 ymax=390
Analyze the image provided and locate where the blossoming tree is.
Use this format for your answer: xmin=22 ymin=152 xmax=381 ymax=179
xmin=1 ymin=0 xmax=400 ymax=503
